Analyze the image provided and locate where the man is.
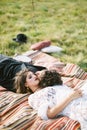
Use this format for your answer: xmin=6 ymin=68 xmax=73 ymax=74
xmin=0 ymin=54 xmax=46 ymax=92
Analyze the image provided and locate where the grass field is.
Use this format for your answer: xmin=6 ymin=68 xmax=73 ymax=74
xmin=0 ymin=0 xmax=87 ymax=71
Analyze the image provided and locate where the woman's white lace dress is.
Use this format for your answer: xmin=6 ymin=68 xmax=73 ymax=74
xmin=28 ymin=82 xmax=87 ymax=130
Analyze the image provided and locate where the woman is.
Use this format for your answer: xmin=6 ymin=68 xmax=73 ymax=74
xmin=15 ymin=69 xmax=87 ymax=130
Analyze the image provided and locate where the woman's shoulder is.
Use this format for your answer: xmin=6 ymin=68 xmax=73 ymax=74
xmin=29 ymin=87 xmax=55 ymax=99
xmin=29 ymin=85 xmax=68 ymax=99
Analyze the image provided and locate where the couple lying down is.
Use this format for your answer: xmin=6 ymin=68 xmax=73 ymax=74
xmin=15 ymin=68 xmax=87 ymax=130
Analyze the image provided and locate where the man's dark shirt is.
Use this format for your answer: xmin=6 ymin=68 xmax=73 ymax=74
xmin=0 ymin=55 xmax=46 ymax=92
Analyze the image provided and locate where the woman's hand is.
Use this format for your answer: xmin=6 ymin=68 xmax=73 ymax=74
xmin=47 ymin=88 xmax=83 ymax=119
xmin=70 ymin=88 xmax=83 ymax=101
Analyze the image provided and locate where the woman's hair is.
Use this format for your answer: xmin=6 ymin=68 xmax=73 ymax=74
xmin=39 ymin=70 xmax=63 ymax=88
xmin=14 ymin=69 xmax=32 ymax=94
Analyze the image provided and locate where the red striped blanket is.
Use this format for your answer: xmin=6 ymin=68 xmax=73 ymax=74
xmin=0 ymin=51 xmax=87 ymax=130
xmin=0 ymin=87 xmax=80 ymax=130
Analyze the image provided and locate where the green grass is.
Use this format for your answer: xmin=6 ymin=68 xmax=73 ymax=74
xmin=0 ymin=0 xmax=87 ymax=71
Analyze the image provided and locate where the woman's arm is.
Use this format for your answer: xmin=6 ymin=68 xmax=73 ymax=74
xmin=47 ymin=88 xmax=82 ymax=119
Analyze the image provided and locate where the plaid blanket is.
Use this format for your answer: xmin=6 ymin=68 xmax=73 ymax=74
xmin=1 ymin=51 xmax=87 ymax=130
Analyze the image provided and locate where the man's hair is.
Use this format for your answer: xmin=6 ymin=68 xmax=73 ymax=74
xmin=39 ymin=70 xmax=63 ymax=88
xmin=14 ymin=69 xmax=32 ymax=94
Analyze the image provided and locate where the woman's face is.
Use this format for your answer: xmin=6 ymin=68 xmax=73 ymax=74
xmin=35 ymin=70 xmax=46 ymax=80
xmin=25 ymin=71 xmax=40 ymax=91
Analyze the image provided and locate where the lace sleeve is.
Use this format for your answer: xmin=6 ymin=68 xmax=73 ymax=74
xmin=38 ymin=102 xmax=50 ymax=120
xmin=28 ymin=87 xmax=56 ymax=120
